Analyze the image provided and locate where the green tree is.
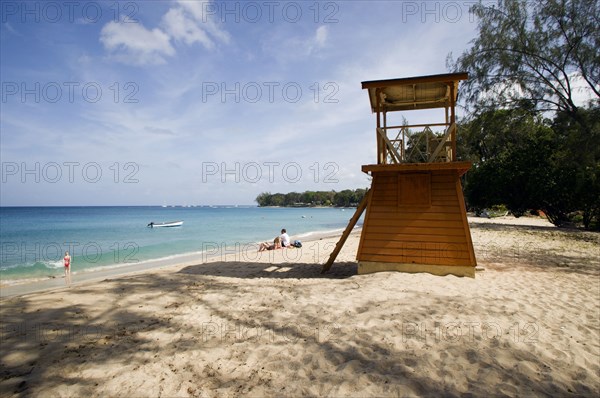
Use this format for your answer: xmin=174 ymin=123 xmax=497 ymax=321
xmin=461 ymin=108 xmax=555 ymax=216
xmin=450 ymin=0 xmax=599 ymax=118
xmin=551 ymin=107 xmax=600 ymax=228
xmin=270 ymin=193 xmax=285 ymax=207
xmin=255 ymin=192 xmax=272 ymax=207
xmin=255 ymin=190 xmax=365 ymax=207
xmin=315 ymin=191 xmax=335 ymax=206
xmin=457 ymin=101 xmax=540 ymax=164
xmin=284 ymin=192 xmax=301 ymax=206
xmin=300 ymin=191 xmax=316 ymax=205
xmin=460 ymin=107 xmax=597 ymax=226
xmin=333 ymin=190 xmax=353 ymax=207
xmin=452 ymin=0 xmax=600 ymax=228
xmin=353 ymin=188 xmax=368 ymax=205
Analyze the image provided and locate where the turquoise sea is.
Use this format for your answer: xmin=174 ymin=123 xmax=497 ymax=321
xmin=0 ymin=206 xmax=360 ymax=284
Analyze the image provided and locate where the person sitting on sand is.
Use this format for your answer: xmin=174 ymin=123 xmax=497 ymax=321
xmin=63 ymin=251 xmax=72 ymax=285
xmin=258 ymin=237 xmax=282 ymax=252
xmin=279 ymin=229 xmax=291 ymax=247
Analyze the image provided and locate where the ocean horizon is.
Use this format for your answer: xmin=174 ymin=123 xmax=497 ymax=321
xmin=0 ymin=205 xmax=360 ymax=285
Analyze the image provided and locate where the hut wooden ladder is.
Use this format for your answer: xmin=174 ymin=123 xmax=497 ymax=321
xmin=321 ymin=189 xmax=371 ymax=273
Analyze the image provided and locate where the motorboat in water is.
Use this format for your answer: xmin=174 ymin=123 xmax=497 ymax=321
xmin=147 ymin=221 xmax=183 ymax=228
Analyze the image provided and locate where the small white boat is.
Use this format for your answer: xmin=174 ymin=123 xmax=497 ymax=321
xmin=147 ymin=221 xmax=183 ymax=228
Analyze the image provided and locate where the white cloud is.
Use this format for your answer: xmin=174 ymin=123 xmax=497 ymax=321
xmin=315 ymin=26 xmax=328 ymax=48
xmin=176 ymin=0 xmax=231 ymax=45
xmin=3 ymin=22 xmax=22 ymax=36
xmin=569 ymin=72 xmax=598 ymax=107
xmin=100 ymin=21 xmax=174 ymax=65
xmin=77 ymin=54 xmax=92 ymax=65
xmin=100 ymin=1 xmax=230 ymax=65
xmin=145 ymin=126 xmax=176 ymax=136
xmin=261 ymin=25 xmax=330 ymax=63
xmin=302 ymin=26 xmax=329 ymax=55
xmin=162 ymin=7 xmax=215 ymax=49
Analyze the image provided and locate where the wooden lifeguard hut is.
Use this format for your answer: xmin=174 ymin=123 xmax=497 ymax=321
xmin=323 ymin=72 xmax=477 ymax=277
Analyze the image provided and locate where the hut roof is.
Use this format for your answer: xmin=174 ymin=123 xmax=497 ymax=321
xmin=361 ymin=72 xmax=468 ymax=113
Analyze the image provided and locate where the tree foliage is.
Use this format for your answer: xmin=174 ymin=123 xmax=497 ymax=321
xmin=255 ymin=189 xmax=367 ymax=207
xmin=460 ymin=107 xmax=599 ymax=227
xmin=451 ymin=0 xmax=599 ymax=229
xmin=449 ymin=0 xmax=599 ymax=115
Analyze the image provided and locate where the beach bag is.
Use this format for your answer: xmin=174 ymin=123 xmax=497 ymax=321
xmin=292 ymin=240 xmax=302 ymax=248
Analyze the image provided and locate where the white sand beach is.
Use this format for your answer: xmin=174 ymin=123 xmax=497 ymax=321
xmin=1 ymin=216 xmax=599 ymax=397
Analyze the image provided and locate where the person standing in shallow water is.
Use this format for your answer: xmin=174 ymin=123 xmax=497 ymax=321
xmin=63 ymin=251 xmax=71 ymax=285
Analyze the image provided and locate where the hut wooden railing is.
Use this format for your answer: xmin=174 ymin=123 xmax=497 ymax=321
xmin=378 ymin=122 xmax=456 ymax=164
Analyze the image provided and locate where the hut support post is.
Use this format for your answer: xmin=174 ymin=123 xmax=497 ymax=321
xmin=321 ymin=190 xmax=371 ymax=273
xmin=383 ymin=110 xmax=388 ymax=164
xmin=376 ymin=89 xmax=383 ymax=165
xmin=450 ymin=83 xmax=456 ymax=161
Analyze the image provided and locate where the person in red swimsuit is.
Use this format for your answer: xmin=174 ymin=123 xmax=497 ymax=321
xmin=63 ymin=251 xmax=72 ymax=285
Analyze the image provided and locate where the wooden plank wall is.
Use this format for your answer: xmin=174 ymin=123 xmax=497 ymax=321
xmin=357 ymin=170 xmax=476 ymax=268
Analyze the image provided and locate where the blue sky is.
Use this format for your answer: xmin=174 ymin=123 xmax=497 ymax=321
xmin=1 ymin=0 xmax=484 ymax=206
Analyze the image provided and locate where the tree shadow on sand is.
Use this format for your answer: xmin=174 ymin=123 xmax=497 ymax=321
xmin=471 ymin=223 xmax=599 ymax=276
xmin=2 ymin=267 xmax=595 ymax=397
xmin=178 ymin=260 xmax=357 ymax=280
xmin=470 ymin=220 xmax=598 ymax=238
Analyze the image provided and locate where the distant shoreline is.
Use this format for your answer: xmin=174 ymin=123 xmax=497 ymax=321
xmin=257 ymin=205 xmax=357 ymax=208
